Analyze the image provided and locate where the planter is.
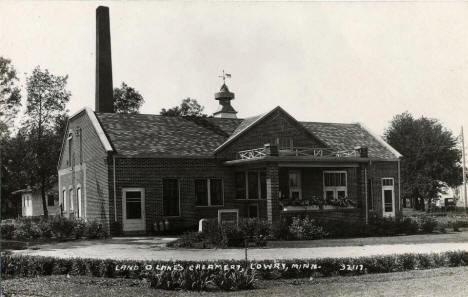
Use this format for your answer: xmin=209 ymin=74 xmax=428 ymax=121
xmin=322 ymin=205 xmax=337 ymax=210
xmin=282 ymin=205 xmax=320 ymax=211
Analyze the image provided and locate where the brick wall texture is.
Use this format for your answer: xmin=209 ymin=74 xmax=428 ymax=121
xmin=58 ymin=110 xmax=401 ymax=235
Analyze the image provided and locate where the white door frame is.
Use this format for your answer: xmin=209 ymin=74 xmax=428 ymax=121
xmin=122 ymin=188 xmax=146 ymax=232
xmin=382 ymin=178 xmax=395 ymax=217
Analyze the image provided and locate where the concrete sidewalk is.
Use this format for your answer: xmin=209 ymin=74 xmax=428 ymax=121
xmin=13 ymin=237 xmax=468 ymax=261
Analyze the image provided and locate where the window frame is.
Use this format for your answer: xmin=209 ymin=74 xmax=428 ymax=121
xmin=235 ymin=170 xmax=267 ymax=200
xmin=47 ymin=194 xmax=55 ymax=207
xmin=67 ymin=133 xmax=73 ymax=168
xmin=323 ymin=170 xmax=348 ymax=201
xmin=195 ymin=178 xmax=224 ymax=207
xmin=162 ymin=178 xmax=181 ymax=217
xmin=288 ymin=170 xmax=302 ymax=199
xmin=62 ymin=189 xmax=67 ymax=212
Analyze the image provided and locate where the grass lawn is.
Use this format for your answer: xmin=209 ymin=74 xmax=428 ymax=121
xmin=2 ymin=266 xmax=468 ymax=297
xmin=267 ymin=230 xmax=468 ymax=248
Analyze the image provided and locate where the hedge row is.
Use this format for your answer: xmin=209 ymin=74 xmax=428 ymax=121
xmin=3 ymin=250 xmax=468 ymax=284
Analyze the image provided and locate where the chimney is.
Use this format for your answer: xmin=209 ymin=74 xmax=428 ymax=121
xmin=213 ymin=84 xmax=237 ymax=118
xmin=95 ymin=6 xmax=114 ymax=113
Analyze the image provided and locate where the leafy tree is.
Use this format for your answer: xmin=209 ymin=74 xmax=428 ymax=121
xmin=0 ymin=57 xmax=22 ymax=217
xmin=0 ymin=57 xmax=22 ymax=136
xmin=23 ymin=66 xmax=71 ymax=216
xmin=384 ymin=112 xmax=462 ymax=210
xmin=113 ymin=82 xmax=145 ymax=113
xmin=160 ymin=98 xmax=207 ymax=117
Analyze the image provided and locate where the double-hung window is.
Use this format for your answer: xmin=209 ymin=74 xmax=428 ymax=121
xmin=195 ymin=179 xmax=224 ymax=206
xmin=235 ymin=171 xmax=266 ymax=199
xmin=163 ymin=179 xmax=180 ymax=216
xmin=323 ymin=171 xmax=347 ymax=202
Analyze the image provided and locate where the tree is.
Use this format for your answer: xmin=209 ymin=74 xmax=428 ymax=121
xmin=384 ymin=112 xmax=462 ymax=210
xmin=113 ymin=82 xmax=145 ymax=113
xmin=160 ymin=98 xmax=207 ymax=117
xmin=23 ymin=66 xmax=71 ymax=216
xmin=0 ymin=57 xmax=22 ymax=134
xmin=0 ymin=57 xmax=22 ymax=218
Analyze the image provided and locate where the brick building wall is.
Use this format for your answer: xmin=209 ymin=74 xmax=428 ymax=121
xmin=113 ymin=157 xmax=239 ymax=233
xmin=58 ymin=110 xmax=111 ymax=231
xmin=368 ymin=161 xmax=401 ymax=218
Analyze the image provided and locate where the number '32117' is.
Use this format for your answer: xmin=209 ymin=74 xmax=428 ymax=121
xmin=340 ymin=264 xmax=364 ymax=271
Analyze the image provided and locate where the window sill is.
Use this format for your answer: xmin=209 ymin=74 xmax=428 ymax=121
xmin=234 ymin=199 xmax=266 ymax=202
xmin=195 ymin=205 xmax=224 ymax=208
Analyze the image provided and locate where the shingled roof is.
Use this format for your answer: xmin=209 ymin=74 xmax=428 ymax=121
xmin=96 ymin=113 xmax=242 ymax=157
xmin=95 ymin=111 xmax=399 ymax=159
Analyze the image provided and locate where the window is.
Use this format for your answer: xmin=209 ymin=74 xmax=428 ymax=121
xmin=248 ymin=172 xmax=259 ymax=199
xmin=248 ymin=204 xmax=259 ymax=218
xmin=67 ymin=133 xmax=73 ymax=167
xmin=78 ymin=128 xmax=83 ymax=164
xmin=382 ymin=178 xmax=395 ymax=216
xmin=69 ymin=189 xmax=74 ymax=211
xmin=210 ymin=179 xmax=223 ymax=206
xmin=382 ymin=178 xmax=394 ymax=186
xmin=62 ymin=190 xmax=67 ymax=211
xmin=236 ymin=171 xmax=267 ymax=200
xmin=126 ymin=191 xmax=142 ymax=219
xmin=195 ymin=179 xmax=208 ymax=205
xmin=289 ymin=170 xmax=302 ymax=199
xmin=323 ymin=171 xmax=347 ymax=202
xmin=77 ymin=188 xmax=82 ymax=218
xmin=47 ymin=194 xmax=55 ymax=206
xmin=367 ymin=178 xmax=374 ymax=210
xmin=235 ymin=172 xmax=246 ymax=199
xmin=195 ymin=179 xmax=224 ymax=206
xmin=277 ymin=137 xmax=294 ymax=150
xmin=163 ymin=179 xmax=180 ymax=216
xmin=260 ymin=171 xmax=266 ymax=199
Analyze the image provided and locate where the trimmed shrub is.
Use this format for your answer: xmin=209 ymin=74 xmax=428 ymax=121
xmin=396 ymin=218 xmax=419 ymax=235
xmin=86 ymin=220 xmax=108 ymax=239
xmin=420 ymin=216 xmax=438 ymax=233
xmin=73 ymin=219 xmax=87 ymax=239
xmin=3 ymin=251 xmax=468 ymax=285
xmin=1 ymin=223 xmax=15 ymax=240
xmin=50 ymin=216 xmax=75 ymax=239
xmin=288 ymin=216 xmax=328 ymax=240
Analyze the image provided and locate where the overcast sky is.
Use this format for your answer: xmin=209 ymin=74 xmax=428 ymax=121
xmin=1 ymin=1 xmax=467 ymax=137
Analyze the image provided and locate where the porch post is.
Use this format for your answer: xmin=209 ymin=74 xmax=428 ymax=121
xmin=266 ymin=164 xmax=280 ymax=224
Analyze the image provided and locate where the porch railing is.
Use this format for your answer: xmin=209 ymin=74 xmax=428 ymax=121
xmin=238 ymin=147 xmax=267 ymax=160
xmin=237 ymin=146 xmax=358 ymax=160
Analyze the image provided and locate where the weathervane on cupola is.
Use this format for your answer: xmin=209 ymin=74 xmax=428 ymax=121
xmin=213 ymin=70 xmax=238 ymax=119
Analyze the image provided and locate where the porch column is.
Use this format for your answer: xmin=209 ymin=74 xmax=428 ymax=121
xmin=266 ymin=164 xmax=280 ymax=224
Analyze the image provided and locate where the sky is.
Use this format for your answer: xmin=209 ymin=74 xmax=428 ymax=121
xmin=1 ymin=1 xmax=467 ymax=137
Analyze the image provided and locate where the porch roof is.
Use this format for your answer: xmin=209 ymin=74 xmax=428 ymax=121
xmin=223 ymin=155 xmax=395 ymax=166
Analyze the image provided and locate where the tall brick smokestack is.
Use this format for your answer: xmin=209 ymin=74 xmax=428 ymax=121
xmin=95 ymin=6 xmax=114 ymax=113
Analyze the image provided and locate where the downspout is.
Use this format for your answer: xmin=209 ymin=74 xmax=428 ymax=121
xmin=364 ymin=168 xmax=368 ymax=224
xmin=113 ymin=155 xmax=117 ymax=222
xmin=398 ymin=159 xmax=401 ymax=215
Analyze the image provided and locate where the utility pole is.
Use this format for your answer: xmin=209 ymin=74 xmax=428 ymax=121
xmin=462 ymin=126 xmax=467 ymax=214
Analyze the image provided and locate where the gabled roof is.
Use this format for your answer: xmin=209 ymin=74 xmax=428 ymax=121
xmin=90 ymin=107 xmax=400 ymax=160
xmin=214 ymin=106 xmax=328 ymax=153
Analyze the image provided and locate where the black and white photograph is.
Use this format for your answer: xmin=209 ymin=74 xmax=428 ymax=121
xmin=1 ymin=1 xmax=467 ymax=296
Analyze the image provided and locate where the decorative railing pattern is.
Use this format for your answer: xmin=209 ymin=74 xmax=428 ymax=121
xmin=237 ymin=146 xmax=358 ymax=160
xmin=238 ymin=147 xmax=267 ymax=160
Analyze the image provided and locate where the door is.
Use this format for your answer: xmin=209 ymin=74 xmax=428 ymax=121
xmin=382 ymin=178 xmax=395 ymax=217
xmin=289 ymin=170 xmax=302 ymax=199
xmin=122 ymin=188 xmax=145 ymax=232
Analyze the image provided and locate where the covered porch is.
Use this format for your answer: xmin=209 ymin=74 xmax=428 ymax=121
xmin=225 ymin=144 xmax=374 ymax=224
